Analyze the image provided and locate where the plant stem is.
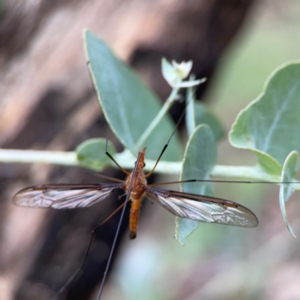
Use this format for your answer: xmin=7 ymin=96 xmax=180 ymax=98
xmin=134 ymin=87 xmax=179 ymax=150
xmin=185 ymin=76 xmax=196 ymax=137
xmin=1 ymin=148 xmax=299 ymax=190
xmin=0 ymin=149 xmax=78 ymax=166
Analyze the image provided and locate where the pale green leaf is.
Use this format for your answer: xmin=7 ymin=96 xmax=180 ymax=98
xmin=76 ymin=138 xmax=115 ymax=171
xmin=84 ymin=31 xmax=181 ymax=161
xmin=193 ymin=103 xmax=224 ymax=141
xmin=279 ymin=151 xmax=299 ymax=238
xmin=230 ymin=61 xmax=300 ymax=174
xmin=176 ymin=125 xmax=217 ymax=244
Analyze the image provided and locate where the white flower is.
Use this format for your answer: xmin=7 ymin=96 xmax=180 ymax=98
xmin=171 ymin=60 xmax=193 ymax=80
xmin=162 ymin=58 xmax=206 ymax=88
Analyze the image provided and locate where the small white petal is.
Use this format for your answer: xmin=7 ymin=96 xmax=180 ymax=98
xmin=174 ymin=78 xmax=207 ymax=88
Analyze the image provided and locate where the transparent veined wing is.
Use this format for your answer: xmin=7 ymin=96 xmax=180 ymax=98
xmin=13 ymin=184 xmax=123 ymax=209
xmin=146 ymin=188 xmax=258 ymax=227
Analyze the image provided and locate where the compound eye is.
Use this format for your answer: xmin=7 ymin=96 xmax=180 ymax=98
xmin=143 ymin=163 xmax=146 ymax=167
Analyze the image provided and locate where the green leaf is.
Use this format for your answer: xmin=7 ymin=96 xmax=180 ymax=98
xmin=253 ymin=150 xmax=282 ymax=176
xmin=194 ymin=103 xmax=224 ymax=140
xmin=84 ymin=30 xmax=181 ymax=161
xmin=279 ymin=151 xmax=299 ymax=238
xmin=176 ymin=125 xmax=217 ymax=244
xmin=76 ymin=138 xmax=115 ymax=171
xmin=229 ymin=61 xmax=300 ymax=174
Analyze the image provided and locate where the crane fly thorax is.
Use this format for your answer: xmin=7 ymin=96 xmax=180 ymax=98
xmin=125 ymin=171 xmax=147 ymax=200
xmin=125 ymin=147 xmax=147 ymax=201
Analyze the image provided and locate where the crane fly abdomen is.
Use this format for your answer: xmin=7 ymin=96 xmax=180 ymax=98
xmin=129 ymin=199 xmax=143 ymax=239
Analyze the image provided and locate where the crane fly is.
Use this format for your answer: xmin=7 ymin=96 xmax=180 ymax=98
xmin=13 ymin=147 xmax=258 ymax=239
xmin=13 ymin=144 xmax=259 ymax=299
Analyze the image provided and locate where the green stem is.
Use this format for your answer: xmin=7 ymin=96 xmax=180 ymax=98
xmin=134 ymin=87 xmax=179 ymax=150
xmin=0 ymin=149 xmax=78 ymax=166
xmin=211 ymin=165 xmax=280 ymax=182
xmin=1 ymin=148 xmax=299 ymax=190
xmin=185 ymin=76 xmax=196 ymax=137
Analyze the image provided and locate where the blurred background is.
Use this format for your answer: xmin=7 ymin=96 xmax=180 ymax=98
xmin=1 ymin=0 xmax=300 ymax=299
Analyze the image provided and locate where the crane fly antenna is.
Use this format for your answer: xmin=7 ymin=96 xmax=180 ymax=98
xmin=96 ymin=150 xmax=144 ymax=300
xmin=105 ymin=151 xmax=129 ymax=175
xmin=105 ymin=125 xmax=130 ymax=175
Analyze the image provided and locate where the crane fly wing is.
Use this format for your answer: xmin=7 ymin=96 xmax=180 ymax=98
xmin=146 ymin=188 xmax=258 ymax=227
xmin=13 ymin=184 xmax=123 ymax=209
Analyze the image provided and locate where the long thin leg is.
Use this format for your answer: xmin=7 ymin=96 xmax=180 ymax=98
xmin=84 ymin=170 xmax=124 ymax=183
xmin=147 ymin=179 xmax=300 ymax=186
xmin=52 ymin=61 xmax=130 ymax=299
xmin=51 ymin=202 xmax=125 ymax=299
xmin=96 ymin=150 xmax=143 ymax=300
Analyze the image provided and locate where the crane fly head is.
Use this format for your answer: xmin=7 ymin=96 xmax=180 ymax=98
xmin=135 ymin=147 xmax=147 ymax=170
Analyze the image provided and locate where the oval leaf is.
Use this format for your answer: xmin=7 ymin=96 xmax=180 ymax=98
xmin=176 ymin=125 xmax=217 ymax=244
xmin=279 ymin=151 xmax=299 ymax=238
xmin=76 ymin=138 xmax=115 ymax=171
xmin=194 ymin=103 xmax=224 ymax=141
xmin=84 ymin=30 xmax=180 ymax=161
xmin=230 ymin=61 xmax=300 ymax=174
xmin=253 ymin=150 xmax=282 ymax=176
